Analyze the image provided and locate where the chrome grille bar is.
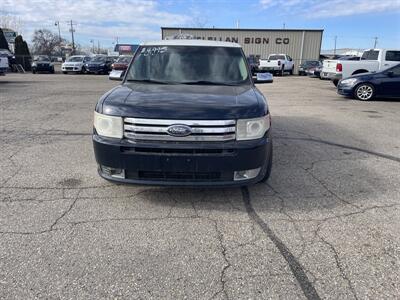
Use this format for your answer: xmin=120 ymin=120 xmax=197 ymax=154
xmin=124 ymin=118 xmax=236 ymax=142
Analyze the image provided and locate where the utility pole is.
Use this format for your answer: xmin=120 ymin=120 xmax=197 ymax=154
xmin=373 ymin=36 xmax=378 ymax=48
xmin=90 ymin=39 xmax=94 ymax=53
xmin=55 ymin=21 xmax=62 ymax=57
xmin=98 ymin=40 xmax=100 ymax=54
xmin=334 ymin=35 xmax=337 ymax=56
xmin=68 ymin=20 xmax=76 ymax=54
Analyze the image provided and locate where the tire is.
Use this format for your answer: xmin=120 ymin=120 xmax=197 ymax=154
xmin=280 ymin=65 xmax=285 ymax=76
xmin=32 ymin=70 xmax=36 ymax=74
xmin=62 ymin=71 xmax=67 ymax=74
xmin=354 ymin=83 xmax=375 ymax=101
xmin=289 ymin=66 xmax=294 ymax=75
xmin=333 ymin=79 xmax=339 ymax=87
xmin=80 ymin=67 xmax=86 ymax=74
xmin=50 ymin=69 xmax=55 ymax=74
xmin=259 ymin=141 xmax=273 ymax=183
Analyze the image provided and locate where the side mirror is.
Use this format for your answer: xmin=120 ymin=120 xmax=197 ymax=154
xmin=254 ymin=72 xmax=273 ymax=84
xmin=387 ymin=71 xmax=394 ymax=77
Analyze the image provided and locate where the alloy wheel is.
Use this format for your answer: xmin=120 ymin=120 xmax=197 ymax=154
xmin=356 ymin=84 xmax=373 ymax=100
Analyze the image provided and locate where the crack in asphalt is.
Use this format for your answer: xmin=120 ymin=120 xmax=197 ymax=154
xmin=316 ymin=225 xmax=359 ymax=300
xmin=241 ymin=186 xmax=321 ymax=300
xmin=210 ymin=220 xmax=231 ymax=300
xmin=275 ymin=136 xmax=400 ymax=163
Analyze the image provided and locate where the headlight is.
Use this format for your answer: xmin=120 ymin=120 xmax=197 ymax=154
xmin=94 ymin=111 xmax=123 ymax=138
xmin=340 ymin=78 xmax=357 ymax=86
xmin=236 ymin=114 xmax=271 ymax=141
xmin=32 ymin=62 xmax=37 ymax=67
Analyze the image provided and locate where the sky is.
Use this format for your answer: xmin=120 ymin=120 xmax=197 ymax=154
xmin=1 ymin=0 xmax=400 ymax=51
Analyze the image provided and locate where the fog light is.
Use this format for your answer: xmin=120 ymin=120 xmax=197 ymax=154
xmin=234 ymin=167 xmax=261 ymax=181
xmin=100 ymin=165 xmax=125 ymax=179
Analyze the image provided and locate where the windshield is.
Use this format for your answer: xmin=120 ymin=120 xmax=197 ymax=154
xmin=67 ymin=56 xmax=84 ymax=62
xmin=301 ymin=61 xmax=319 ymax=67
xmin=116 ymin=56 xmax=132 ymax=63
xmin=35 ymin=56 xmax=50 ymax=61
xmin=126 ymin=46 xmax=249 ymax=85
xmin=268 ymin=55 xmax=285 ymax=60
xmin=91 ymin=56 xmax=106 ymax=62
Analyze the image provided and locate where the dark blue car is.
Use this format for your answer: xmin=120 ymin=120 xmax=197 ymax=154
xmin=93 ymin=40 xmax=273 ymax=186
xmin=337 ymin=64 xmax=400 ymax=100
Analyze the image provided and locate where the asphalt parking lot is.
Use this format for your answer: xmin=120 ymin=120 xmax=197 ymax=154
xmin=1 ymin=73 xmax=399 ymax=299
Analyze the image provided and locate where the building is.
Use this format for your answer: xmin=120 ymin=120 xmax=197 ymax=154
xmin=161 ymin=27 xmax=323 ymax=74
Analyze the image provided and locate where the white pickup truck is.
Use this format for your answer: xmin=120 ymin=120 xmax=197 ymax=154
xmin=259 ymin=54 xmax=294 ymax=76
xmin=323 ymin=49 xmax=400 ymax=85
xmin=340 ymin=49 xmax=400 ymax=79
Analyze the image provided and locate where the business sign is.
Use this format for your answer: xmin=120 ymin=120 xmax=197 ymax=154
xmin=3 ymin=30 xmax=17 ymax=43
xmin=114 ymin=44 xmax=139 ymax=53
xmin=192 ymin=36 xmax=290 ymax=45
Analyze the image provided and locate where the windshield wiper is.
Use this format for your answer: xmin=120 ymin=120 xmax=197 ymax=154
xmin=126 ymin=79 xmax=173 ymax=84
xmin=180 ymin=80 xmax=238 ymax=86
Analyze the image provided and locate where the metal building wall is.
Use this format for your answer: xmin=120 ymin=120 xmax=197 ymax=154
xmin=161 ymin=28 xmax=323 ymax=74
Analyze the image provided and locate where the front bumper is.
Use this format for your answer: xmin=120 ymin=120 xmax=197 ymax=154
xmin=93 ymin=131 xmax=272 ymax=186
xmin=33 ymin=65 xmax=53 ymax=72
xmin=86 ymin=65 xmax=107 ymax=74
xmin=337 ymin=84 xmax=354 ymax=96
xmin=62 ymin=65 xmax=82 ymax=72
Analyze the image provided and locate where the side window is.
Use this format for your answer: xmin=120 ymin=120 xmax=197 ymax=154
xmin=388 ymin=65 xmax=400 ymax=76
xmin=361 ymin=50 xmax=379 ymax=60
xmin=385 ymin=51 xmax=400 ymax=62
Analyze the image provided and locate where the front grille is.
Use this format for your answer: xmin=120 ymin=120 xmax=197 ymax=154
xmin=126 ymin=170 xmax=227 ymax=182
xmin=124 ymin=118 xmax=236 ymax=142
xmin=120 ymin=147 xmax=236 ymax=156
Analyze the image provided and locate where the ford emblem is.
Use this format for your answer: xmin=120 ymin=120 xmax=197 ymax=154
xmin=166 ymin=124 xmax=192 ymax=137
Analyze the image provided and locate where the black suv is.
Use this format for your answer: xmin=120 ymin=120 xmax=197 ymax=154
xmin=32 ymin=55 xmax=54 ymax=74
xmin=85 ymin=56 xmax=114 ymax=74
xmin=93 ymin=40 xmax=273 ymax=186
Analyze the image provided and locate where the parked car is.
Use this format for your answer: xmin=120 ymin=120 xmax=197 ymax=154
xmin=298 ymin=60 xmax=320 ymax=76
xmin=31 ymin=55 xmax=54 ymax=74
xmin=93 ymin=39 xmax=273 ymax=186
xmin=259 ymin=54 xmax=294 ymax=76
xmin=337 ymin=64 xmax=400 ymax=101
xmin=339 ymin=49 xmax=400 ymax=81
xmin=247 ymin=55 xmax=260 ymax=76
xmin=0 ymin=54 xmax=9 ymax=75
xmin=321 ymin=56 xmax=360 ymax=84
xmin=61 ymin=55 xmax=91 ymax=74
xmin=85 ymin=55 xmax=114 ymax=74
xmin=109 ymin=55 xmax=132 ymax=80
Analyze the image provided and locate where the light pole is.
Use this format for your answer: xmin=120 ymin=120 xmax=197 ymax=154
xmin=55 ymin=21 xmax=62 ymax=57
xmin=90 ymin=39 xmax=95 ymax=53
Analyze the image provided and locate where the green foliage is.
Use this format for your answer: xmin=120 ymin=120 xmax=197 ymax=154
xmin=0 ymin=28 xmax=10 ymax=50
xmin=14 ymin=35 xmax=31 ymax=71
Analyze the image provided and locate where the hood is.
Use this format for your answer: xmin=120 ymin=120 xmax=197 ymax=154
xmin=63 ymin=61 xmax=83 ymax=66
xmin=100 ymin=83 xmax=265 ymax=119
xmin=88 ymin=61 xmax=106 ymax=66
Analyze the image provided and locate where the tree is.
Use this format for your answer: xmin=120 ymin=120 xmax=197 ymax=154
xmin=14 ymin=35 xmax=31 ymax=71
xmin=31 ymin=29 xmax=65 ymax=56
xmin=0 ymin=28 xmax=10 ymax=50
